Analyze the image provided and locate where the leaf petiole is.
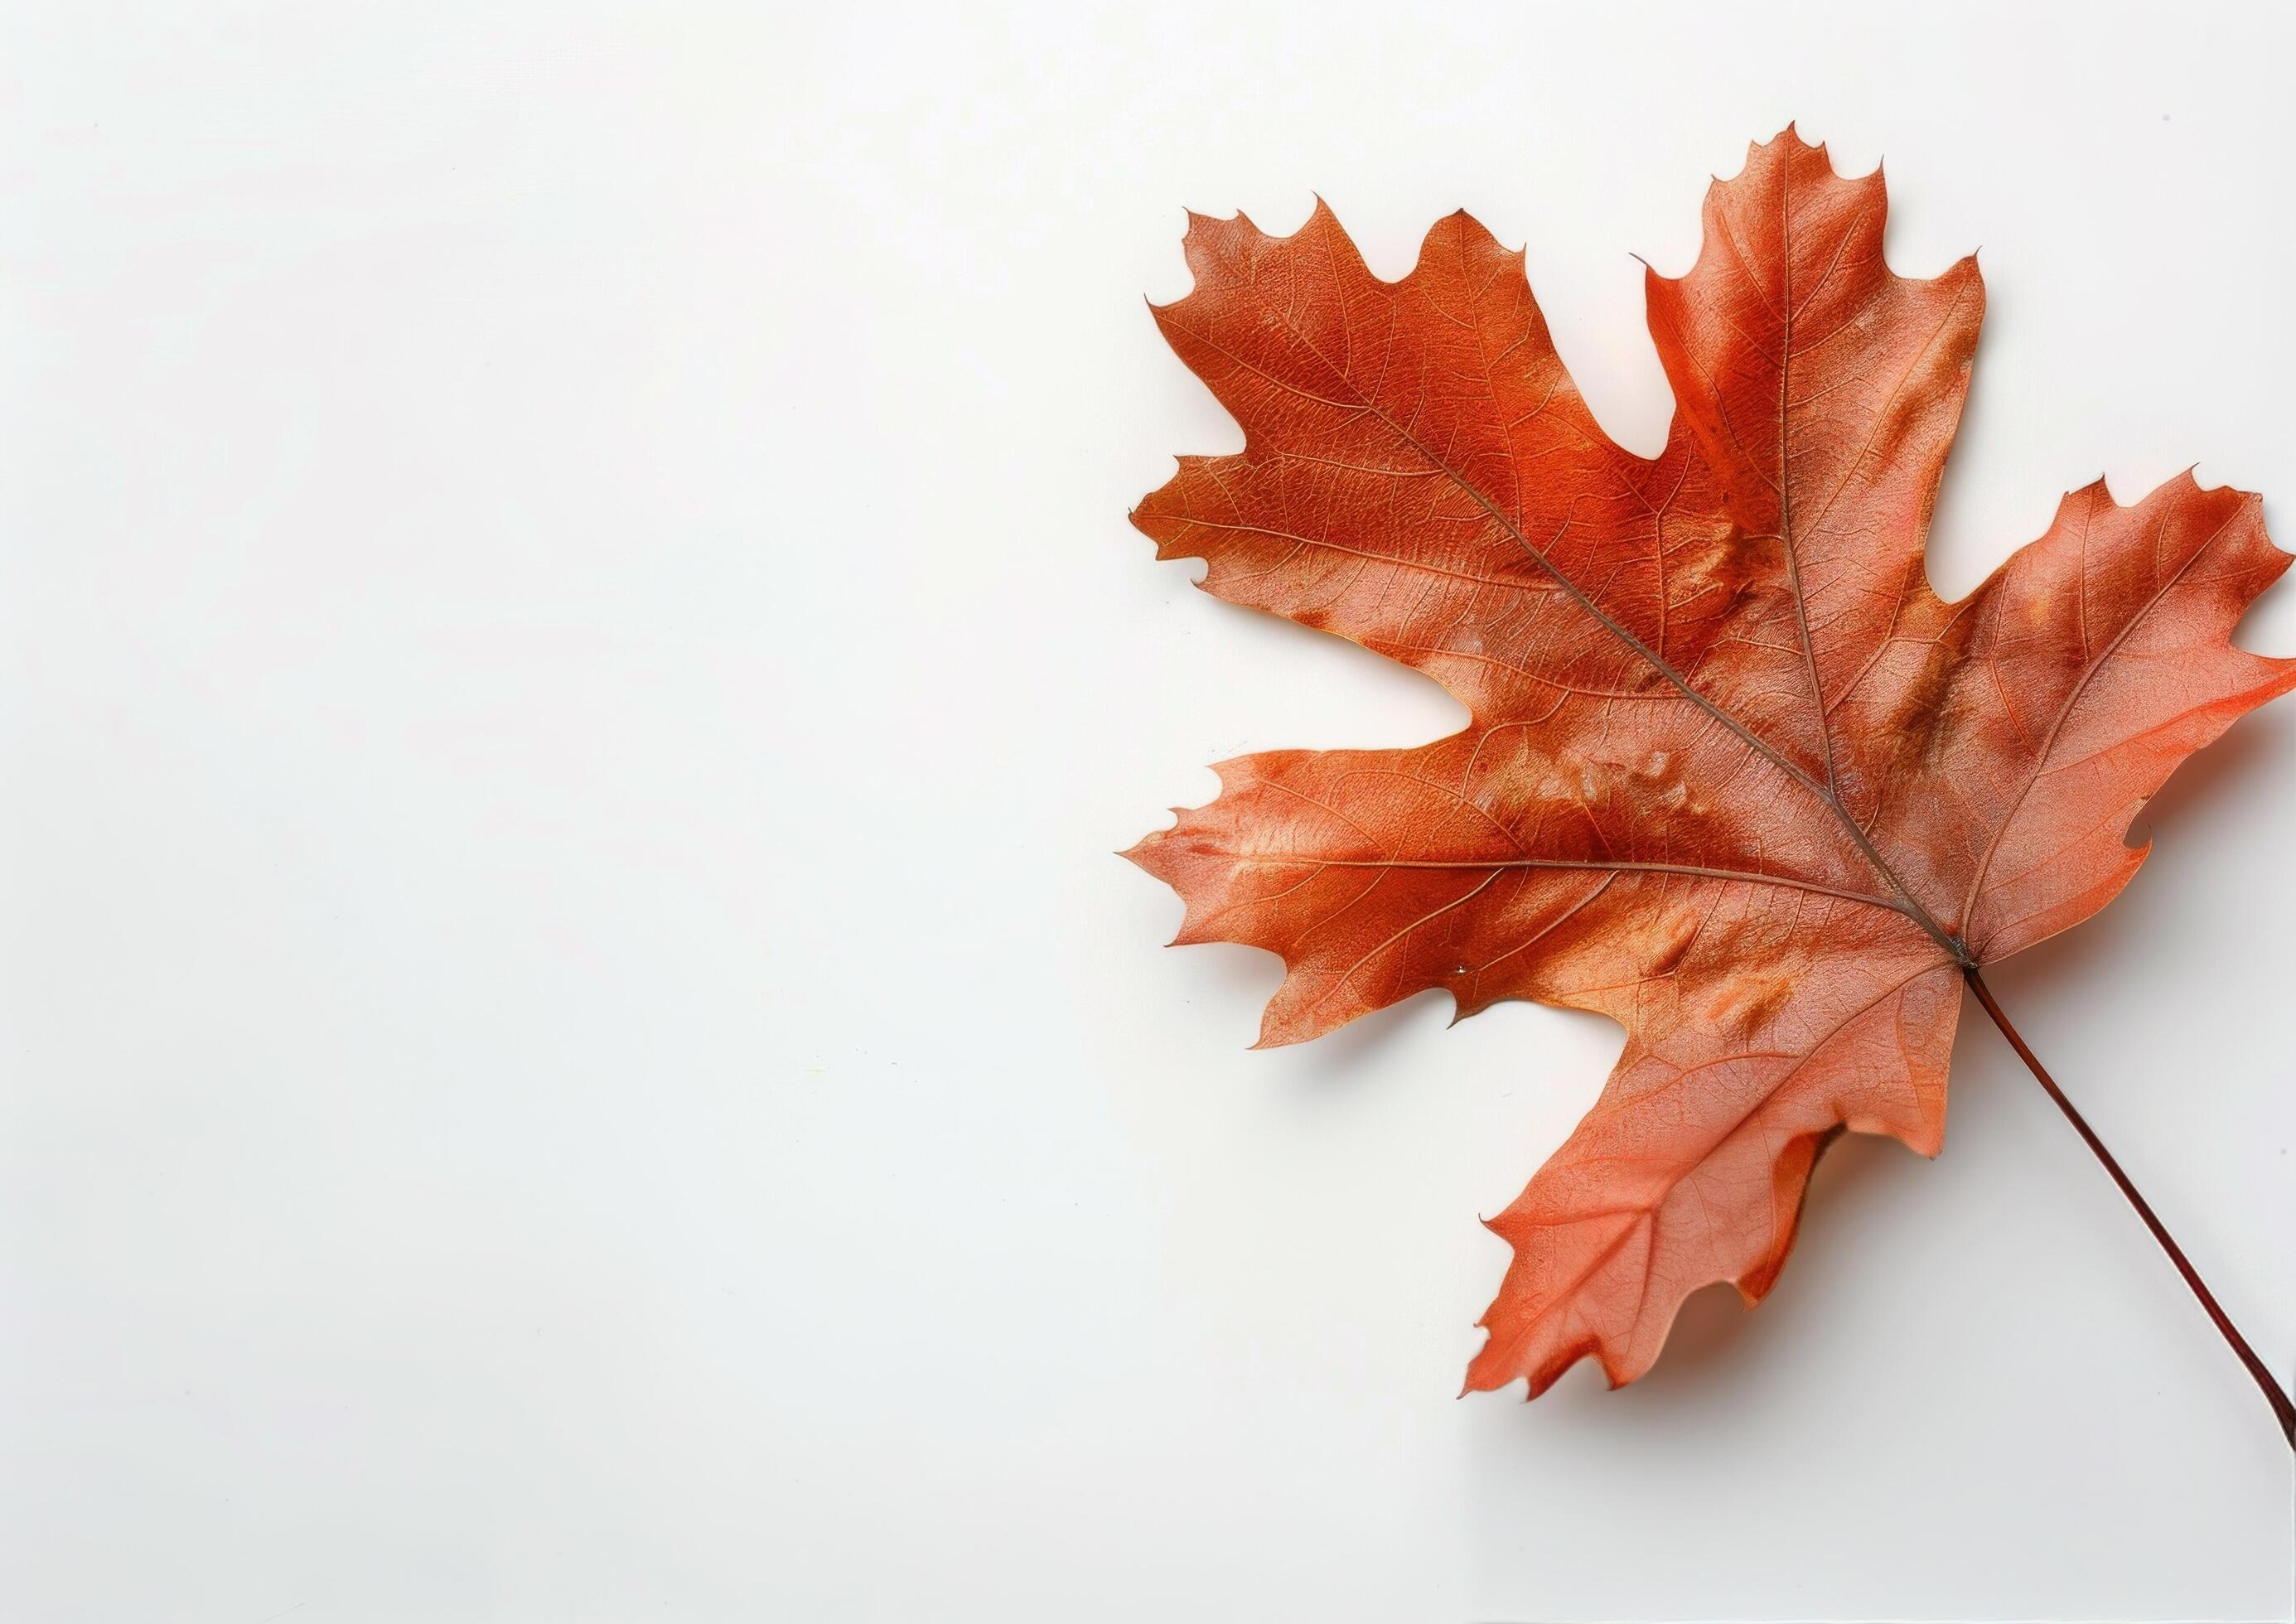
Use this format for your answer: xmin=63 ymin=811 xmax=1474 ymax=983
xmin=1964 ymin=967 xmax=2295 ymax=1449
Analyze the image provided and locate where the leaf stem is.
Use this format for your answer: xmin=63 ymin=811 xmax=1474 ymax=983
xmin=1963 ymin=967 xmax=2294 ymax=1448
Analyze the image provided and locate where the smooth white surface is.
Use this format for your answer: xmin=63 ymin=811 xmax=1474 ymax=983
xmin=2 ymin=2 xmax=2292 ymax=1619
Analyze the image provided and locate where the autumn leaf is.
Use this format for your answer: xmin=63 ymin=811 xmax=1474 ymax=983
xmin=1124 ymin=128 xmax=2296 ymax=1410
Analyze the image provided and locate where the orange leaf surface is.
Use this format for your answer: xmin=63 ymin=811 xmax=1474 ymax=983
xmin=1124 ymin=128 xmax=2296 ymax=1399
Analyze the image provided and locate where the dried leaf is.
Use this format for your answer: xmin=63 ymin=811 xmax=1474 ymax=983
xmin=1125 ymin=128 xmax=2294 ymax=1398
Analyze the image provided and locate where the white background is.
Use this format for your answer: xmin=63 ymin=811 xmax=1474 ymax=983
xmin=2 ymin=2 xmax=2292 ymax=1619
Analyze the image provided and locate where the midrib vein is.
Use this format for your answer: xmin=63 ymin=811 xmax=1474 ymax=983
xmin=1776 ymin=154 xmax=1844 ymax=797
xmin=1206 ymin=850 xmax=1895 ymax=911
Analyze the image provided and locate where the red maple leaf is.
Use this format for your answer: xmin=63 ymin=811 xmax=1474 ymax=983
xmin=1124 ymin=128 xmax=2295 ymax=1420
